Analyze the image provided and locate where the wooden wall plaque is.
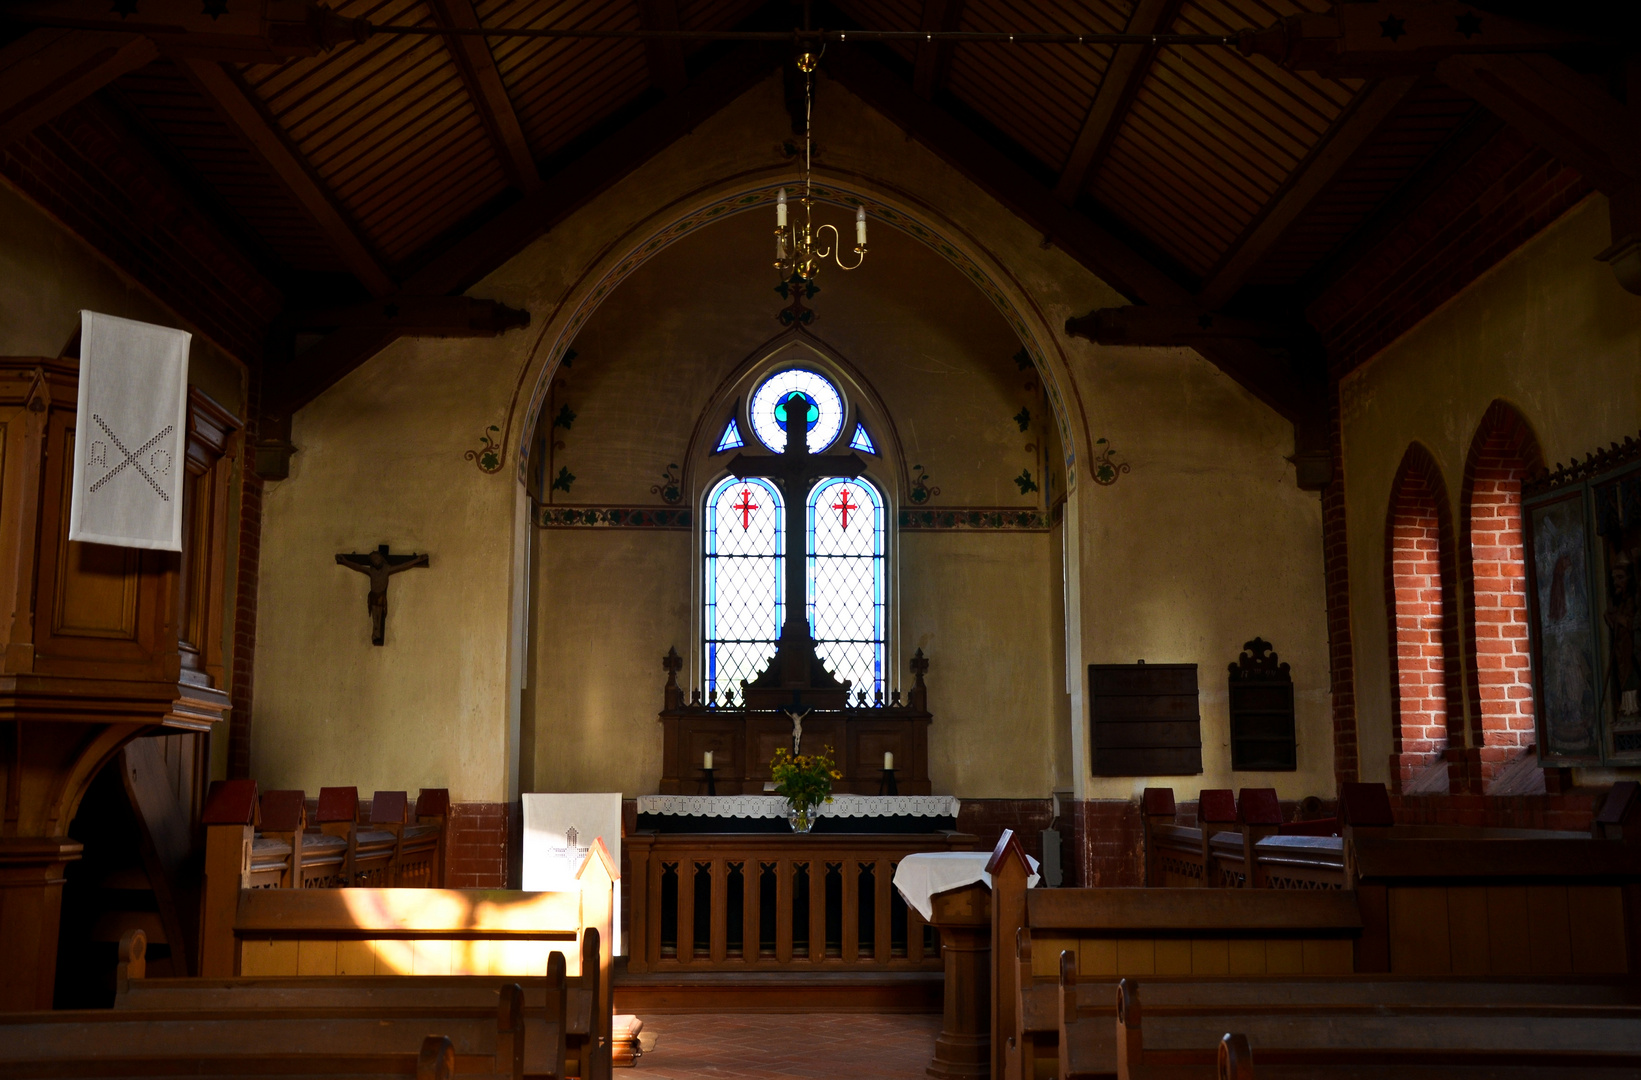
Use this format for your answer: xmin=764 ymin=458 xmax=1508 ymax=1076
xmin=1088 ymin=662 xmax=1202 ymax=776
xmin=1227 ymin=638 xmax=1297 ymax=771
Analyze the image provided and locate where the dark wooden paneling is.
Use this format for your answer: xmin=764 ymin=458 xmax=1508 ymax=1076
xmin=1089 ymin=663 xmax=1201 ymax=776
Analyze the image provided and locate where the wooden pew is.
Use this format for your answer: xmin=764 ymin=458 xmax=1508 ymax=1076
xmin=1 ymin=972 xmax=526 ymax=1079
xmin=1105 ymin=974 xmax=1641 ymax=1079
xmin=115 ymin=927 xmax=568 ymax=1079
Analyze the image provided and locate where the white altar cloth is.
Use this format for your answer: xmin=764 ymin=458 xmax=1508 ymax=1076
xmin=635 ymin=794 xmax=960 ymax=818
xmin=892 ymin=850 xmax=1040 ymax=921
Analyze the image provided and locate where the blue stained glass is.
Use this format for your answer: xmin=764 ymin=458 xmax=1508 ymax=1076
xmin=848 ymin=422 xmax=877 ymax=455
xmin=704 ymin=476 xmax=783 ymax=698
xmin=713 ymin=417 xmax=745 ymax=453
xmin=806 ymin=477 xmax=885 ymax=697
xmin=749 ymin=368 xmax=845 ymax=453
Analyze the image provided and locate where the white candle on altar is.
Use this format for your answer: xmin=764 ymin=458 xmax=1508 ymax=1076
xmin=883 ymin=751 xmax=894 ymax=771
xmin=703 ymin=750 xmax=714 ymax=770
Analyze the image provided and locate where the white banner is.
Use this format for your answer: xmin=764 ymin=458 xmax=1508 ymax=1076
xmin=69 ymin=311 xmax=191 ymax=551
xmin=521 ymin=792 xmax=623 ymax=956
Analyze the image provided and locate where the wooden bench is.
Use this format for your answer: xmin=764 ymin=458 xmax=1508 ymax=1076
xmin=1103 ymin=973 xmax=1641 ymax=1079
xmin=1 ymin=963 xmax=526 ymax=1079
xmin=240 ymin=784 xmax=449 ymax=890
xmin=115 ymin=927 xmax=572 ymax=1078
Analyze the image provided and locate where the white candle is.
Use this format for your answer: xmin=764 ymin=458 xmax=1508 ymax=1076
xmin=883 ymin=751 xmax=894 ymax=771
xmin=703 ymin=750 xmax=714 ymax=770
xmin=855 ymin=205 xmax=867 ymax=246
xmin=777 ymin=188 xmax=787 ymax=227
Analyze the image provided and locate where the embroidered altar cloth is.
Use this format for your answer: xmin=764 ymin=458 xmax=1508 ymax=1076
xmin=636 ymin=794 xmax=960 ymax=818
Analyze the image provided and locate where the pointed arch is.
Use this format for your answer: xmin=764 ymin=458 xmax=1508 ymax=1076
xmin=1459 ymin=400 xmax=1546 ymax=789
xmin=1383 ymin=443 xmax=1463 ymax=792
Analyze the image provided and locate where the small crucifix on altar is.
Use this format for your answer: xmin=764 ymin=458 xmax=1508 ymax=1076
xmin=335 ymin=544 xmax=430 ymax=645
xmin=727 ymin=388 xmax=866 ymax=708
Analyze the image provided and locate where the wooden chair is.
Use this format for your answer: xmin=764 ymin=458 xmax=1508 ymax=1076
xmin=316 ymin=785 xmax=398 ymax=886
xmin=405 ymin=787 xmax=451 ymax=887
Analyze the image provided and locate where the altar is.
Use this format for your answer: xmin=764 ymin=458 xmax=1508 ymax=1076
xmin=635 ymin=793 xmax=960 ymax=833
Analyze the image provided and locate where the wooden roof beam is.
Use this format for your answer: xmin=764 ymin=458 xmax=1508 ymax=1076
xmin=1053 ymin=0 xmax=1180 ymax=204
xmin=269 ymin=42 xmax=782 ymax=415
xmin=181 ymin=58 xmax=396 ymax=297
xmin=1197 ymin=75 xmax=1417 ymax=310
xmin=912 ymin=0 xmax=965 ymax=100
xmin=637 ymin=0 xmax=688 ymax=94
xmin=429 ymin=0 xmax=541 ymax=195
xmin=0 ymin=29 xmax=158 ymax=150
xmin=826 ymin=47 xmax=1330 ymax=485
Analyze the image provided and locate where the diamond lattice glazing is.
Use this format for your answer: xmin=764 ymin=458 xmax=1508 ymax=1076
xmin=704 ymin=477 xmax=783 ymax=697
xmin=807 ymin=478 xmax=885 ymax=695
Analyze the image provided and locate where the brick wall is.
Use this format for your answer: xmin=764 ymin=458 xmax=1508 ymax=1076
xmin=1065 ymin=799 xmax=1144 ymax=887
xmin=1384 ymin=445 xmax=1461 ymax=789
xmin=955 ymin=798 xmax=1054 ymax=866
xmin=1322 ymin=382 xmax=1358 ymax=784
xmin=1389 ymin=791 xmax=1598 ymax=832
xmin=1459 ymin=402 xmax=1545 ymax=789
xmin=446 ymin=803 xmax=512 ymax=889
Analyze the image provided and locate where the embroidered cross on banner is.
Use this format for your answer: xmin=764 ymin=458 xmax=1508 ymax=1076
xmin=88 ymin=414 xmax=174 ymax=501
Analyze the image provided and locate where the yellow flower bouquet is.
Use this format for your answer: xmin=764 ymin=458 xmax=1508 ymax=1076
xmin=770 ymin=745 xmax=841 ymax=833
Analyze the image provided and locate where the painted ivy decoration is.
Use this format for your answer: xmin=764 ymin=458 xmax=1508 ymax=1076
xmin=551 ymin=465 xmax=577 ymax=494
xmin=465 ymin=425 xmax=504 ymax=473
xmin=1014 ymin=406 xmax=1031 ymax=432
xmin=909 ymin=464 xmax=941 ymax=504
xmin=651 ymin=462 xmax=683 ymax=505
xmin=1014 ymin=468 xmax=1040 ymax=495
xmin=1092 ymin=437 xmax=1131 ymax=486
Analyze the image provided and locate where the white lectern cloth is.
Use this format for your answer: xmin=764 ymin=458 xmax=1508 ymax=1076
xmin=69 ymin=311 xmax=191 ymax=551
xmin=892 ymin=850 xmax=1040 ymax=921
xmin=521 ymin=792 xmax=622 ymax=955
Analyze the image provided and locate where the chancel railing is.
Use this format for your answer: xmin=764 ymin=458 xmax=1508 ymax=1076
xmin=625 ymin=832 xmax=978 ymax=973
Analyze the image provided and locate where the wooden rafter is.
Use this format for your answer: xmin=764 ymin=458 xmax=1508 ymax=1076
xmin=0 ymin=29 xmax=158 ymax=149
xmin=637 ymin=0 xmax=688 ymax=94
xmin=1052 ymin=0 xmax=1180 ymax=204
xmin=912 ymin=0 xmax=965 ymax=100
xmin=825 ymin=48 xmax=1325 ymax=431
xmin=181 ymin=58 xmax=395 ymax=297
xmin=1198 ymin=75 xmax=1418 ymax=310
xmin=428 ymin=0 xmax=541 ymax=194
xmin=269 ymin=43 xmax=782 ymax=415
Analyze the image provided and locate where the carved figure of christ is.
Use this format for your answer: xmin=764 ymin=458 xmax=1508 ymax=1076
xmin=728 ymin=390 xmax=866 ymax=665
xmin=335 ymin=544 xmax=430 ymax=645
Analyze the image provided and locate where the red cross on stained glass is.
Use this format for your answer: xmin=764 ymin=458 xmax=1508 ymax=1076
xmin=831 ymin=485 xmax=860 ymax=529
xmin=732 ymin=487 xmax=759 ymax=530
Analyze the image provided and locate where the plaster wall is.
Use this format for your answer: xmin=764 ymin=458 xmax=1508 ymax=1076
xmin=251 ymin=332 xmax=520 ymax=801
xmin=1341 ymin=195 xmax=1641 ymax=783
xmin=1065 ymin=344 xmax=1333 ymax=799
xmin=252 ymin=73 xmax=1330 ymax=804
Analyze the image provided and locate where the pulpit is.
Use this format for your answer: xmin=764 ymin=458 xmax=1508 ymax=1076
xmin=0 ymin=358 xmax=238 ymax=1008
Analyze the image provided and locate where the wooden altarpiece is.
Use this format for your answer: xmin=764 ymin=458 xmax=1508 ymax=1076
xmin=657 ymin=646 xmax=933 ymax=796
xmin=0 ymin=357 xmax=240 ymax=1009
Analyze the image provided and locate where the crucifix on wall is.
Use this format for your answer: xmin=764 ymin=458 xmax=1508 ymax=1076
xmin=335 ymin=544 xmax=429 ymax=645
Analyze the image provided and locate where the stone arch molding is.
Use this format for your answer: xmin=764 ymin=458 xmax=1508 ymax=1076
xmin=497 ymin=172 xmax=1092 ymax=492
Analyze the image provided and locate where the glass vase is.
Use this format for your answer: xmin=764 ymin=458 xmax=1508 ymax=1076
xmin=787 ymin=803 xmax=818 ymax=834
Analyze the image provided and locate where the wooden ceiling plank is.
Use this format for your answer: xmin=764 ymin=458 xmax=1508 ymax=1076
xmin=1198 ymin=75 xmax=1418 ymax=310
xmin=637 ymin=0 xmax=689 ymax=93
xmin=429 ymin=0 xmax=542 ymax=193
xmin=270 ymin=41 xmax=781 ymax=415
xmin=0 ymin=29 xmax=159 ymax=150
xmin=181 ymin=58 xmax=396 ymax=297
xmin=913 ymin=0 xmax=966 ymax=100
xmin=1053 ymin=0 xmax=1179 ymax=202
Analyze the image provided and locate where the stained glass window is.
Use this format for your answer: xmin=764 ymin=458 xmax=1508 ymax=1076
xmin=713 ymin=417 xmax=744 ymax=453
xmin=849 ymin=422 xmax=877 ymax=455
xmin=807 ymin=477 xmax=886 ymax=697
xmin=703 ymin=476 xmax=783 ymax=698
xmin=749 ymin=368 xmax=844 ymax=454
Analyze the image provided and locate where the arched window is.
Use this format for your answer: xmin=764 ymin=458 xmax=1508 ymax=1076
xmin=1385 ymin=445 xmax=1460 ymax=792
xmin=1461 ymin=401 xmax=1545 ymax=788
xmin=703 ymin=476 xmax=783 ymax=698
xmin=808 ymin=477 xmax=886 ymax=697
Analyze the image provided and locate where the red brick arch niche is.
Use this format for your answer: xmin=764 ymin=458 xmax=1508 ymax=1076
xmin=1460 ymin=401 xmax=1546 ymax=789
xmin=1383 ymin=445 xmax=1464 ymax=792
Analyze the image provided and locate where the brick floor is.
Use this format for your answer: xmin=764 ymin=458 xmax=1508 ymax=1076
xmin=632 ymin=1012 xmax=942 ymax=1079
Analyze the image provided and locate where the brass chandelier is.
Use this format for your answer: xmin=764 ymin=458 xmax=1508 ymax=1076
xmin=774 ymin=49 xmax=866 ymax=281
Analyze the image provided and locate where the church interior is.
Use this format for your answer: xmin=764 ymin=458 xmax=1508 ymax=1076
xmin=3 ymin=0 xmax=1641 ymax=1077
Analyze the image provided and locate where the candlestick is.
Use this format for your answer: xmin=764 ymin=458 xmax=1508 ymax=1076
xmin=883 ymin=751 xmax=894 ymax=771
xmin=855 ymin=205 xmax=867 ymax=247
xmin=703 ymin=750 xmax=713 ymax=770
xmin=777 ymin=188 xmax=787 ymax=228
